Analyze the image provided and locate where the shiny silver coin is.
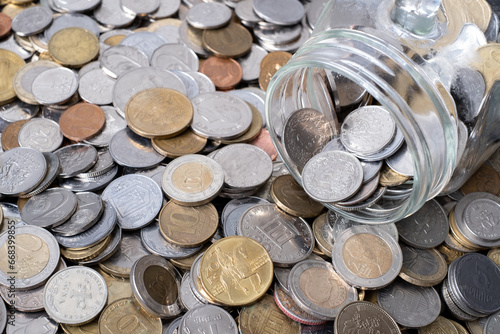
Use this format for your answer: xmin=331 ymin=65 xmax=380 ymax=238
xmin=21 ymin=187 xmax=77 ymax=228
xmin=121 ymin=0 xmax=160 ymax=15
xmin=94 ymin=0 xmax=136 ymax=27
xmin=161 ymin=154 xmax=224 ymax=206
xmin=120 ymin=32 xmax=168 ymax=59
xmin=164 ymin=317 xmax=183 ymax=334
xmin=51 ymin=192 xmax=103 ymax=236
xmin=253 ymin=0 xmax=304 ymax=25
xmin=179 ymin=304 xmax=238 ymax=334
xmin=179 ymin=272 xmax=205 ymax=311
xmin=151 ymin=43 xmax=199 ymax=72
xmin=288 ymin=260 xmax=357 ymax=320
xmin=32 ymin=67 xmax=79 ymax=105
xmin=0 ymin=100 xmax=39 ymax=123
xmin=102 ymin=174 xmax=163 ymax=230
xmin=43 ymin=266 xmax=107 ymax=325
xmin=54 ymin=143 xmax=98 ymax=178
xmin=222 ymin=197 xmax=269 ymax=237
xmin=385 ymin=142 xmax=414 ymax=177
xmin=11 ymin=6 xmax=53 ymax=37
xmin=44 ymin=13 xmax=100 ymax=41
xmin=333 ymin=186 xmax=387 ymax=212
xmin=141 ymin=221 xmax=201 ymax=259
xmin=377 ymin=279 xmax=441 ymax=328
xmin=80 ymin=225 xmax=122 ymax=266
xmin=227 ymin=89 xmax=266 ymax=126
xmin=99 ymin=45 xmax=148 ymax=79
xmin=171 ymin=70 xmax=200 ymax=99
xmin=54 ymin=201 xmax=117 ymax=249
xmin=131 ymin=254 xmax=182 ymax=318
xmin=302 ymin=150 xmax=363 ymax=203
xmin=0 ymin=147 xmax=47 ymax=196
xmin=189 ymin=71 xmax=215 ymax=94
xmin=58 ymin=165 xmax=119 ymax=192
xmin=52 ymin=0 xmax=101 ymax=12
xmin=77 ymin=149 xmax=116 ymax=179
xmin=254 ymin=24 xmax=302 ymax=45
xmin=178 ymin=20 xmax=209 ymax=57
xmin=78 ymin=69 xmax=116 ymax=105
xmin=18 ymin=118 xmax=63 ymax=153
xmin=189 ymin=252 xmax=211 ymax=305
xmin=123 ymin=164 xmax=166 ymax=188
xmin=0 ymin=225 xmax=60 ymax=291
xmin=186 ymin=2 xmax=232 ymax=29
xmin=237 ymin=44 xmax=268 ymax=83
xmin=149 ymin=0 xmax=181 ymax=19
xmin=109 ymin=128 xmax=166 ymax=168
xmin=485 ymin=310 xmax=500 ymax=334
xmin=331 ymin=225 xmax=402 ymax=289
xmin=84 ymin=106 xmax=127 ymax=147
xmin=335 ymin=173 xmax=380 ymax=206
xmin=396 ymin=199 xmax=448 ymax=249
xmin=353 ymin=125 xmax=405 ymax=162
xmin=5 ymin=310 xmax=57 ymax=334
xmin=239 ymin=203 xmax=314 ymax=267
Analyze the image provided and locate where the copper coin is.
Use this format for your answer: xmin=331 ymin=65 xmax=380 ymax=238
xmin=249 ymin=128 xmax=278 ymax=160
xmin=0 ymin=13 xmax=11 ymax=39
xmin=199 ymin=57 xmax=242 ymax=90
xmin=59 ymin=103 xmax=106 ymax=141
xmin=1 ymin=119 xmax=29 ymax=151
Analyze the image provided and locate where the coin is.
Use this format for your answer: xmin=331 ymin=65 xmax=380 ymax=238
xmin=258 ymin=51 xmax=292 ymax=91
xmin=441 ymin=279 xmax=477 ymax=322
xmin=61 ymin=319 xmax=98 ymax=334
xmin=449 ymin=319 xmax=469 ymax=334
xmin=52 ymin=191 xmax=103 ymax=236
xmin=0 ymin=49 xmax=25 ymax=105
xmin=274 ymin=283 xmax=326 ymax=325
xmin=17 ymin=118 xmax=63 ymax=153
xmin=461 ymin=163 xmax=500 ymax=196
xmin=419 ymin=316 xmax=459 ymax=334
xmin=334 ymin=301 xmax=400 ymax=334
xmin=125 ymin=87 xmax=193 ymax=139
xmin=253 ymin=0 xmax=304 ymax=25
xmin=179 ymin=304 xmax=238 ymax=334
xmin=0 ymin=147 xmax=47 ymax=196
xmin=203 ymin=22 xmax=253 ymax=58
xmin=159 ymin=201 xmax=218 ymax=247
xmin=199 ymin=57 xmax=243 ymax=90
xmin=399 ymin=244 xmax=447 ymax=287
xmin=0 ymin=13 xmax=11 ymax=39
xmin=78 ymin=68 xmax=116 ymax=105
xmin=100 ymin=45 xmax=149 ymax=78
xmin=48 ymin=27 xmax=100 ymax=67
xmin=6 ymin=310 xmax=58 ymax=334
xmin=312 ymin=213 xmax=333 ymax=256
xmin=152 ymin=128 xmax=207 ymax=158
xmin=219 ymin=103 xmax=263 ymax=145
xmin=54 ymin=143 xmax=98 ymax=178
xmin=60 ymin=234 xmax=111 ymax=262
xmin=179 ymin=272 xmax=205 ymax=311
xmin=13 ymin=60 xmax=61 ymax=105
xmin=1 ymin=119 xmax=28 ymax=151
xmin=130 ymin=254 xmax=182 ymax=318
xmin=31 ymin=67 xmax=79 ymax=105
xmin=186 ymin=2 xmax=232 ymax=29
xmin=59 ymin=103 xmax=106 ymax=141
xmin=150 ymin=43 xmax=199 ymax=72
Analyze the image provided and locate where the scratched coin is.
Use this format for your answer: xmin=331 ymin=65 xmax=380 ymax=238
xmin=21 ymin=188 xmax=78 ymax=228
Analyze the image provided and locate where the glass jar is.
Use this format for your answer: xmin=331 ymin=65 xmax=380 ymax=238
xmin=266 ymin=0 xmax=500 ymax=223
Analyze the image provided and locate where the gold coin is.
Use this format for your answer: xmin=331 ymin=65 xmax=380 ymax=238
xmin=199 ymin=236 xmax=273 ymax=307
xmin=460 ymin=163 xmax=500 ymax=196
xmin=159 ymin=201 xmax=218 ymax=248
xmin=152 ymin=128 xmax=207 ymax=158
xmin=98 ymin=298 xmax=162 ymax=334
xmin=399 ymin=247 xmax=447 ymax=287
xmin=0 ymin=49 xmax=25 ymax=105
xmin=202 ymin=22 xmax=253 ymax=58
xmin=16 ymin=197 xmax=28 ymax=212
xmin=104 ymin=35 xmax=127 ymax=46
xmin=358 ymin=289 xmax=365 ymax=301
xmin=62 ymin=319 xmax=99 ymax=334
xmin=419 ymin=316 xmax=458 ymax=334
xmin=60 ymin=235 xmax=111 ymax=262
xmin=448 ymin=319 xmax=469 ymax=334
xmin=444 ymin=0 xmax=491 ymax=32
xmin=1 ymin=119 xmax=28 ymax=151
xmin=466 ymin=320 xmax=483 ymax=334
xmin=312 ymin=212 xmax=333 ymax=256
xmin=473 ymin=43 xmax=500 ymax=92
xmin=239 ymin=294 xmax=301 ymax=334
xmin=312 ymin=244 xmax=327 ymax=257
xmin=437 ymin=243 xmax=466 ymax=265
xmin=30 ymin=34 xmax=48 ymax=53
xmin=13 ymin=60 xmax=61 ymax=104
xmin=48 ymin=27 xmax=99 ymax=68
xmin=271 ymin=174 xmax=324 ymax=218
xmin=125 ymin=87 xmax=193 ymax=139
xmin=488 ymin=247 xmax=500 ymax=268
xmin=259 ymin=51 xmax=292 ymax=91
xmin=220 ymin=103 xmax=263 ymax=145
xmin=379 ymin=163 xmax=410 ymax=186
xmin=97 ymin=268 xmax=133 ymax=306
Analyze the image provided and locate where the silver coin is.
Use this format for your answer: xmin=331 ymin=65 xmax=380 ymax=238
xmin=485 ymin=310 xmax=500 ymax=333
xmin=100 ymin=45 xmax=149 ymax=79
xmin=99 ymin=29 xmax=134 ymax=43
xmin=235 ymin=0 xmax=261 ymax=25
xmin=0 ymin=35 xmax=33 ymax=60
xmin=213 ymin=144 xmax=272 ymax=190
xmin=44 ymin=13 xmax=100 ymax=41
xmin=131 ymin=254 xmax=182 ymax=318
xmin=43 ymin=266 xmax=107 ymax=325
xmin=191 ymin=92 xmax=253 ymax=140
xmin=52 ymin=0 xmax=101 ymax=12
xmin=385 ymin=142 xmax=414 ymax=177
xmin=227 ymin=89 xmax=266 ymax=127
xmin=84 ymin=106 xmax=127 ymax=147
xmin=273 ymin=283 xmax=326 ymax=326
xmin=357 ymin=125 xmax=405 ymax=162
xmin=0 ymin=225 xmax=60 ymax=290
xmin=54 ymin=201 xmax=116 ymax=249
xmin=332 ymin=216 xmax=398 ymax=243
xmin=253 ymin=0 xmax=304 ymax=25
xmin=171 ymin=70 xmax=200 ymax=99
xmin=237 ymin=44 xmax=268 ymax=82
xmin=150 ymin=0 xmax=181 ymax=19
xmin=178 ymin=20 xmax=209 ymax=57
xmin=109 ymin=128 xmax=165 ymax=168
xmin=377 ymin=280 xmax=441 ymax=328
xmin=306 ymin=0 xmax=328 ymax=29
xmin=93 ymin=0 xmax=136 ymax=28
xmin=5 ymin=310 xmax=58 ymax=334
xmin=154 ymin=24 xmax=181 ymax=43
xmin=254 ymin=23 xmax=302 ymax=45
xmin=18 ymin=118 xmax=63 ymax=153
xmin=112 ymin=67 xmax=187 ymax=116
xmin=189 ymin=252 xmax=211 ymax=304
xmin=77 ymin=149 xmax=116 ymax=179
xmin=186 ymin=2 xmax=232 ymax=29
xmin=121 ymin=0 xmax=160 ymax=15
xmin=222 ymin=197 xmax=269 ymax=236
xmin=21 ymin=188 xmax=78 ymax=228
xmin=283 ymin=108 xmax=334 ymax=169
xmin=13 ymin=61 xmax=61 ymax=106
xmin=239 ymin=203 xmax=314 ymax=267
xmin=0 ymin=203 xmax=21 ymax=227
xmin=288 ymin=260 xmax=357 ymax=320
xmin=123 ymin=164 xmax=165 ymax=188
xmin=188 ymin=71 xmax=215 ymax=94
xmin=51 ymin=192 xmax=103 ymax=236
xmin=0 ymin=100 xmax=39 ymax=123
xmin=141 ymin=221 xmax=201 ymax=259
xmin=11 ymin=6 xmax=53 ymax=37
xmin=80 ymin=225 xmax=122 ymax=266
xmin=180 ymin=304 xmax=238 ymax=334
xmin=396 ymin=199 xmax=448 ymax=249
xmin=99 ymin=230 xmax=152 ymax=278
xmin=441 ymin=278 xmax=477 ymax=321
xmin=102 ymin=174 xmax=163 ymax=230
xmin=161 ymin=154 xmax=224 ymax=206
xmin=78 ymin=60 xmax=101 ymax=77
xmin=58 ymin=165 xmax=119 ymax=192
xmin=335 ymin=172 xmax=380 ymax=206
xmin=0 ymin=147 xmax=47 ymax=196
xmin=164 ymin=317 xmax=183 ymax=334
xmin=302 ymin=150 xmax=363 ymax=203
xmin=331 ymin=225 xmax=402 ymax=289
xmin=341 ymin=106 xmax=396 ymax=156
xmin=179 ymin=272 xmax=205 ymax=311
xmin=120 ymin=31 xmax=169 ymax=59
xmin=78 ymin=69 xmax=116 ymax=105
xmin=32 ymin=67 xmax=79 ymax=105
xmin=18 ymin=152 xmax=59 ymax=199
xmin=54 ymin=143 xmax=98 ymax=178
xmin=151 ymin=43 xmax=199 ymax=72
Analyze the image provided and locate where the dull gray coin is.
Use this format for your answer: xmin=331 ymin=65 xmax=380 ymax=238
xmin=54 ymin=143 xmax=98 ymax=178
xmin=5 ymin=310 xmax=58 ymax=334
xmin=11 ymin=6 xmax=53 ymax=37
xmin=253 ymin=0 xmax=304 ymax=25
xmin=109 ymin=128 xmax=166 ymax=168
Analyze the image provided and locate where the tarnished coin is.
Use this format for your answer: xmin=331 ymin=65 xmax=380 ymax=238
xmin=378 ymin=279 xmax=441 ymax=328
xmin=159 ymin=201 xmax=218 ymax=247
xmin=31 ymin=67 xmax=78 ymax=105
xmin=0 ymin=225 xmax=60 ymax=290
xmin=461 ymin=163 xmax=500 ymax=196
xmin=161 ymin=154 xmax=224 ymax=206
xmin=0 ymin=147 xmax=47 ymax=196
xmin=203 ymin=22 xmax=253 ymax=58
xmin=51 ymin=192 xmax=103 ymax=236
xmin=331 ymin=225 xmax=402 ymax=289
xmin=131 ymin=254 xmax=182 ymax=318
xmin=21 ymin=188 xmax=78 ymax=228
xmin=102 ymin=174 xmax=163 ymax=230
xmin=186 ymin=2 xmax=232 ymax=29
xmin=152 ymin=128 xmax=207 ymax=158
xmin=6 ymin=310 xmax=58 ymax=334
xmin=441 ymin=279 xmax=477 ymax=322
xmin=98 ymin=298 xmax=161 ymax=334
xmin=54 ymin=144 xmax=98 ymax=178
xmin=283 ymin=108 xmax=334 ymax=169
xmin=18 ymin=118 xmax=63 ymax=153
xmin=59 ymin=103 xmax=106 ymax=141
xmin=334 ymin=301 xmax=400 ymax=334
xmin=239 ymin=203 xmax=314 ymax=267
xmin=399 ymin=244 xmax=447 ymax=287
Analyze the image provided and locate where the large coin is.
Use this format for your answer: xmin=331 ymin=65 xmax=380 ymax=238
xmin=334 ymin=301 xmax=400 ymax=334
xmin=98 ymin=298 xmax=161 ymax=334
xmin=21 ymin=188 xmax=78 ymax=228
xmin=0 ymin=147 xmax=47 ymax=196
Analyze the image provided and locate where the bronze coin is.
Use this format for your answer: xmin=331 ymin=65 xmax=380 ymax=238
xmin=259 ymin=51 xmax=292 ymax=91
xmin=59 ymin=103 xmax=106 ymax=141
xmin=0 ymin=13 xmax=11 ymax=39
xmin=202 ymin=22 xmax=253 ymax=58
xmin=199 ymin=57 xmax=242 ymax=90
xmin=152 ymin=128 xmax=207 ymax=158
xmin=1 ymin=119 xmax=29 ymax=151
xmin=460 ymin=163 xmax=500 ymax=196
xmin=249 ymin=128 xmax=278 ymax=161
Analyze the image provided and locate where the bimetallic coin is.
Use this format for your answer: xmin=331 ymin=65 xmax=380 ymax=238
xmin=54 ymin=144 xmax=98 ymax=178
xmin=0 ymin=147 xmax=47 ymax=196
xmin=179 ymin=304 xmax=238 ymax=334
xmin=334 ymin=301 xmax=401 ymax=334
xmin=0 ymin=225 xmax=60 ymax=290
xmin=331 ymin=225 xmax=402 ymax=289
xmin=52 ymin=192 xmax=103 ymax=236
xmin=6 ymin=311 xmax=58 ymax=334
xmin=13 ymin=60 xmax=61 ymax=105
xmin=18 ymin=118 xmax=63 ymax=153
xmin=239 ymin=204 xmax=314 ymax=267
xmin=102 ymin=174 xmax=163 ymax=230
xmin=142 ymin=221 xmax=202 ymax=259
xmin=0 ymin=49 xmax=26 ymax=105
xmin=131 ymin=254 xmax=182 ymax=318
xmin=399 ymin=244 xmax=447 ymax=287
xmin=161 ymin=154 xmax=224 ymax=206
xmin=21 ymin=188 xmax=78 ymax=228
xmin=274 ymin=283 xmax=326 ymax=326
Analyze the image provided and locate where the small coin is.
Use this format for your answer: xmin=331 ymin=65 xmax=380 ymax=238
xmin=31 ymin=67 xmax=79 ymax=105
xmin=0 ymin=49 xmax=25 ymax=105
xmin=1 ymin=119 xmax=29 ymax=151
xmin=18 ymin=118 xmax=63 ymax=152
xmin=52 ymin=192 xmax=103 ymax=236
xmin=399 ymin=244 xmax=447 ymax=287
xmin=0 ymin=13 xmax=11 ymax=40
xmin=58 ymin=165 xmax=119 ymax=193
xmin=59 ymin=103 xmax=106 ymax=141
xmin=258 ymin=51 xmax=292 ymax=91
xmin=11 ymin=5 xmax=53 ymax=36
xmin=48 ymin=27 xmax=100 ymax=67
xmin=0 ymin=147 xmax=47 ymax=196
xmin=186 ymin=2 xmax=232 ymax=29
xmin=83 ymin=106 xmax=127 ymax=148
xmin=21 ymin=188 xmax=78 ymax=228
xmin=54 ymin=143 xmax=98 ymax=178
xmin=203 ymin=22 xmax=253 ymax=58
xmin=199 ymin=57 xmax=243 ymax=90
xmin=152 ymin=128 xmax=207 ymax=158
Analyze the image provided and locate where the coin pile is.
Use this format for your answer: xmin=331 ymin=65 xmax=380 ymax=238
xmin=0 ymin=0 xmax=500 ymax=333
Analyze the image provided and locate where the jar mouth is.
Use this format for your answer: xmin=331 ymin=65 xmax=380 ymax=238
xmin=266 ymin=28 xmax=457 ymax=223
